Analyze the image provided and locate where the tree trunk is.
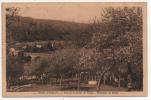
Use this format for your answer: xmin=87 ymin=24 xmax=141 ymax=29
xmin=56 ymin=74 xmax=59 ymax=84
xmin=72 ymin=74 xmax=73 ymax=81
xmin=97 ymin=74 xmax=102 ymax=91
xmin=55 ymin=78 xmax=57 ymax=84
xmin=97 ymin=70 xmax=110 ymax=90
xmin=118 ymin=75 xmax=121 ymax=87
xmin=97 ymin=78 xmax=101 ymax=90
xmin=89 ymin=72 xmax=90 ymax=80
xmin=104 ymin=75 xmax=106 ymax=85
xmin=77 ymin=72 xmax=80 ymax=91
xmin=59 ymin=75 xmax=62 ymax=88
xmin=95 ymin=75 xmax=97 ymax=81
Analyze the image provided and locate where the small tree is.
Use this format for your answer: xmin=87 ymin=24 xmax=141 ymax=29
xmin=6 ymin=7 xmax=20 ymax=45
xmin=32 ymin=48 xmax=80 ymax=86
xmin=49 ymin=48 xmax=80 ymax=86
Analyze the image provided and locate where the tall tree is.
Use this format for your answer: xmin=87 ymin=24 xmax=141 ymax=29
xmin=88 ymin=7 xmax=143 ymax=90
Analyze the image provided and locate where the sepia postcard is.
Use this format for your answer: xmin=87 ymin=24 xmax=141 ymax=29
xmin=2 ymin=2 xmax=147 ymax=97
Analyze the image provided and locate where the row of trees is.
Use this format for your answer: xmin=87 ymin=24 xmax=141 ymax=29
xmin=88 ymin=7 xmax=143 ymax=90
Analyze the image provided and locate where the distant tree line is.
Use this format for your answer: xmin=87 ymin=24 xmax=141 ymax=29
xmin=6 ymin=9 xmax=93 ymax=48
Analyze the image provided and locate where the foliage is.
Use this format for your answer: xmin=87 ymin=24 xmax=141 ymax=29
xmin=6 ymin=54 xmax=24 ymax=81
xmin=5 ymin=7 xmax=143 ymax=90
xmin=87 ymin=7 xmax=143 ymax=89
xmin=32 ymin=48 xmax=80 ymax=78
xmin=6 ymin=8 xmax=24 ymax=84
xmin=6 ymin=14 xmax=92 ymax=47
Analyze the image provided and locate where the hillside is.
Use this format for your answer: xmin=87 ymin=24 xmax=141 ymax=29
xmin=7 ymin=16 xmax=92 ymax=47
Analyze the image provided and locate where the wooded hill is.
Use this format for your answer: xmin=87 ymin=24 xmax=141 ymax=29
xmin=7 ymin=16 xmax=93 ymax=47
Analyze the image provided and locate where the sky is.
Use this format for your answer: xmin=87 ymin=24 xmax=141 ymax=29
xmin=4 ymin=3 xmax=104 ymax=23
xmin=3 ymin=3 xmax=144 ymax=23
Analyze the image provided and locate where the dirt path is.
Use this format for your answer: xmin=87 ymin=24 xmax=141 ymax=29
xmin=8 ymin=84 xmax=127 ymax=92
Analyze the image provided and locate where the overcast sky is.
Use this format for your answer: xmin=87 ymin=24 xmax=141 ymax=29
xmin=3 ymin=3 xmax=144 ymax=23
xmin=4 ymin=3 xmax=105 ymax=23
